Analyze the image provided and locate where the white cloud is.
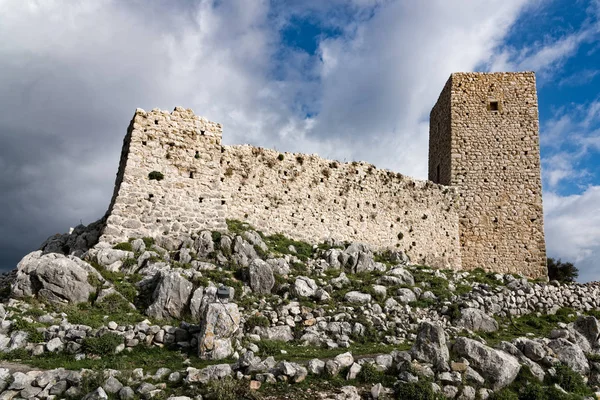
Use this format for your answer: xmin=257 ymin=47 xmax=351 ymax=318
xmin=544 ymin=187 xmax=600 ymax=282
xmin=540 ymin=100 xmax=600 ymax=190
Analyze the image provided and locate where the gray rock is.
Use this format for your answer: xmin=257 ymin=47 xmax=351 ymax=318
xmin=411 ymin=321 xmax=450 ymax=371
xmin=194 ymin=231 xmax=214 ymax=258
xmin=131 ymin=239 xmax=146 ymax=253
xmin=256 ymin=325 xmax=294 ymax=342
xmin=46 ymin=337 xmax=64 ymax=352
xmin=307 ymin=359 xmax=325 ymax=375
xmin=82 ymin=387 xmax=109 ymax=400
xmin=146 ymin=270 xmax=193 ymax=320
xmin=267 ymin=258 xmax=291 ymax=275
xmin=346 ymin=363 xmax=361 ymax=380
xmin=49 ymin=380 xmax=68 ymax=395
xmin=344 ymin=291 xmax=372 ymax=304
xmin=12 ymin=251 xmax=100 ymax=304
xmin=197 ymin=302 xmax=240 ymax=360
xmin=396 ymin=288 xmax=417 ymax=304
xmin=388 ymin=267 xmax=415 ymax=285
xmin=573 ymin=315 xmax=600 ymax=350
xmin=453 ymin=337 xmax=520 ymax=390
xmin=336 ymin=386 xmax=361 ymax=400
xmin=455 ymin=308 xmax=499 ymax=332
xmin=458 ymin=386 xmax=476 ymax=400
xmin=189 ymin=287 xmax=204 ymax=322
xmin=548 ymin=338 xmax=589 ymax=375
xmin=103 ymin=376 xmax=123 ymax=394
xmin=334 ymin=352 xmax=355 ymax=368
xmin=514 ymin=338 xmax=546 ymax=362
xmin=291 ymin=276 xmax=318 ymax=298
xmin=242 ymin=231 xmax=268 ymax=252
xmin=231 ymin=236 xmax=258 ymax=267
xmin=96 ymin=248 xmax=134 ymax=267
xmin=185 ymin=364 xmax=232 ymax=384
xmin=249 ymin=259 xmax=275 ymax=294
xmin=118 ymin=386 xmax=135 ymax=400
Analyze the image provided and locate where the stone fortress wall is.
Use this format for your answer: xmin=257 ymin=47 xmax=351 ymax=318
xmin=221 ymin=146 xmax=461 ymax=269
xmin=98 ymin=71 xmax=547 ymax=277
xmin=429 ymin=72 xmax=546 ymax=277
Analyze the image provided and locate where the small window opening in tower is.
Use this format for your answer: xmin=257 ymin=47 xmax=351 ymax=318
xmin=189 ymin=171 xmax=194 ymax=179
xmin=489 ymin=101 xmax=499 ymax=111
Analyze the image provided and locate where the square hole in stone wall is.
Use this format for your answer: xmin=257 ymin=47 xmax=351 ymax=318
xmin=489 ymin=101 xmax=499 ymax=111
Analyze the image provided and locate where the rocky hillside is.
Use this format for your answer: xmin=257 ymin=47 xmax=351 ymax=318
xmin=0 ymin=220 xmax=600 ymax=399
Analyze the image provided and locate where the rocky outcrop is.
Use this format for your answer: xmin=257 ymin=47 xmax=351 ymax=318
xmin=453 ymin=337 xmax=520 ymax=390
xmin=455 ymin=308 xmax=499 ymax=332
xmin=197 ymin=302 xmax=240 ymax=360
xmin=11 ymin=251 xmax=102 ymax=304
xmin=146 ymin=271 xmax=193 ymax=320
xmin=411 ymin=322 xmax=450 ymax=371
xmin=248 ymin=259 xmax=274 ymax=294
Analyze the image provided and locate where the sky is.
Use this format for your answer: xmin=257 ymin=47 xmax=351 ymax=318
xmin=0 ymin=0 xmax=599 ymax=280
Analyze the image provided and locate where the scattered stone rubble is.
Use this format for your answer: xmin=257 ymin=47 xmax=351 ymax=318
xmin=1 ymin=226 xmax=599 ymax=398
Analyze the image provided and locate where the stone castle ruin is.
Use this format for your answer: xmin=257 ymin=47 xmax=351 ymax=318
xmin=98 ymin=72 xmax=546 ymax=278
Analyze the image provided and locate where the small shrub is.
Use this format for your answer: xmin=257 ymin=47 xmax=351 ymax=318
xmin=122 ymin=258 xmax=137 ymax=270
xmin=212 ymin=231 xmax=222 ymax=244
xmin=256 ymin=340 xmax=285 ymax=357
xmin=82 ymin=333 xmax=123 ymax=355
xmin=545 ymin=363 xmax=592 ymax=395
xmin=226 ymin=219 xmax=251 ymax=235
xmin=277 ymin=154 xmax=284 ymax=161
xmin=148 ymin=171 xmax=164 ymax=181
xmin=395 ymin=379 xmax=445 ymax=400
xmin=113 ymin=242 xmax=133 ymax=251
xmin=488 ymin=389 xmax=519 ymax=400
xmin=142 ymin=237 xmax=155 ymax=248
xmin=87 ymin=273 xmax=102 ymax=289
xmin=322 ymin=168 xmax=331 ymax=178
xmin=296 ymin=155 xmax=304 ymax=165
xmin=202 ymin=377 xmax=259 ymax=400
xmin=224 ymin=167 xmax=234 ymax=177
xmin=547 ymin=258 xmax=578 ymax=283
xmin=10 ymin=319 xmax=44 ymax=343
xmin=245 ymin=315 xmax=270 ymax=330
xmin=356 ymin=363 xmax=385 ymax=383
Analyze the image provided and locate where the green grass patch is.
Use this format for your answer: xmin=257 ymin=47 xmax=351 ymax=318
xmin=480 ymin=308 xmax=577 ymax=346
xmin=113 ymin=242 xmax=133 ymax=251
xmin=226 ymin=219 xmax=253 ymax=235
xmin=263 ymin=233 xmax=314 ymax=261
xmin=255 ymin=340 xmax=403 ymax=361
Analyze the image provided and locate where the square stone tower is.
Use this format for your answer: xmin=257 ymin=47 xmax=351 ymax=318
xmin=429 ymin=72 xmax=547 ymax=278
xmin=100 ymin=107 xmax=226 ymax=245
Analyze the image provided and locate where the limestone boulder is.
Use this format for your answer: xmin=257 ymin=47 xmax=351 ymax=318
xmin=248 ymin=259 xmax=275 ymax=294
xmin=194 ymin=231 xmax=214 ymax=258
xmin=256 ymin=325 xmax=294 ymax=342
xmin=11 ymin=251 xmax=101 ymax=304
xmin=453 ymin=337 xmax=520 ymax=390
xmin=411 ymin=321 xmax=450 ymax=371
xmin=344 ymin=291 xmax=372 ymax=304
xmin=146 ymin=270 xmax=193 ymax=320
xmin=548 ymin=338 xmax=589 ymax=375
xmin=455 ymin=308 xmax=499 ymax=333
xmin=291 ymin=276 xmax=318 ymax=298
xmin=197 ymin=302 xmax=240 ymax=360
